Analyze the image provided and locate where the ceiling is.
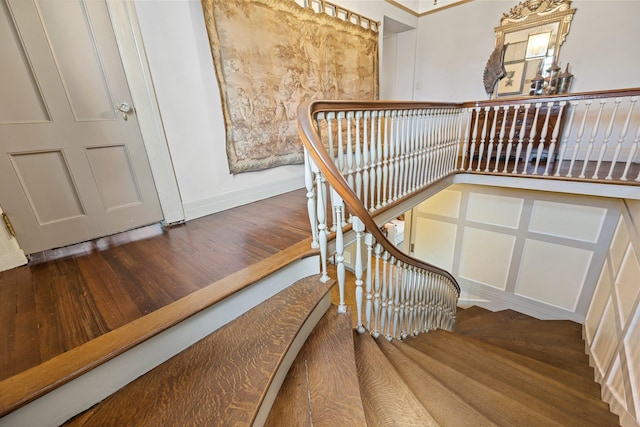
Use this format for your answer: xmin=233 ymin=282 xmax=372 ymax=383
xmin=385 ymin=0 xmax=473 ymax=16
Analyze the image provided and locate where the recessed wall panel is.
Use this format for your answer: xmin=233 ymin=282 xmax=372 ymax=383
xmin=624 ymin=308 xmax=640 ymax=420
xmin=585 ymin=260 xmax=612 ymax=343
xmin=516 ymin=239 xmax=592 ymax=310
xmin=86 ymin=145 xmax=142 ymax=211
xmin=417 ymin=189 xmax=461 ymax=218
xmin=37 ymin=0 xmax=116 ymax=121
xmin=459 ymin=227 xmax=515 ymax=290
xmin=529 ymin=200 xmax=606 ymax=243
xmin=591 ymin=298 xmax=618 ymax=374
xmin=610 ymin=216 xmax=630 ymax=273
xmin=615 ymin=245 xmax=640 ymax=328
xmin=413 ymin=218 xmax=456 ymax=271
xmin=466 ymin=192 xmax=523 ymax=229
xmin=606 ymin=355 xmax=628 ymax=410
xmin=0 ymin=2 xmax=49 ymax=123
xmin=10 ymin=151 xmax=85 ymax=224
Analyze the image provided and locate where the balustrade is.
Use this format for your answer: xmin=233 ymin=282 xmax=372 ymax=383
xmin=298 ymin=89 xmax=640 ymax=341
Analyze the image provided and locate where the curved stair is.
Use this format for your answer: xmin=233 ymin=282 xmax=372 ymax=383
xmin=57 ymin=301 xmax=620 ymax=426
xmin=269 ymin=306 xmax=620 ymax=426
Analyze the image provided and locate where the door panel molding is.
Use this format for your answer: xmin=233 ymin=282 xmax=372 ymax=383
xmin=106 ymin=0 xmax=184 ymax=224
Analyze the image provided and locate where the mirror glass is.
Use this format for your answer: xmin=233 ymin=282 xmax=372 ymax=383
xmin=487 ymin=0 xmax=576 ymax=98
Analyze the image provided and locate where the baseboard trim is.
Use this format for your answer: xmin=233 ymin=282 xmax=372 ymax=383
xmin=183 ymin=177 xmax=304 ymax=221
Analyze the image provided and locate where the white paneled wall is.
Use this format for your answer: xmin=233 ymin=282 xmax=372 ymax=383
xmin=408 ymin=184 xmax=622 ymax=322
xmin=584 ymin=200 xmax=640 ymax=427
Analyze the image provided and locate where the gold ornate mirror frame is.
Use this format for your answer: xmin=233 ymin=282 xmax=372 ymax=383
xmin=485 ymin=0 xmax=576 ymax=97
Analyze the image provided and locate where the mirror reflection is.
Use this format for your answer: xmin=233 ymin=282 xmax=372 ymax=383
xmin=487 ymin=0 xmax=576 ymax=98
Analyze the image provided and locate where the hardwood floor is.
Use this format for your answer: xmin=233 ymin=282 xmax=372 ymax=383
xmin=0 ymin=188 xmax=311 ymax=383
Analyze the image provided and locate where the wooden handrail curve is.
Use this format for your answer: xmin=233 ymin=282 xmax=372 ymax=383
xmin=297 ymin=100 xmax=461 ymax=294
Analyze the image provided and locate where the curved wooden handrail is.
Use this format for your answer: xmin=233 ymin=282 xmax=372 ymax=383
xmin=298 ymin=100 xmax=461 ymax=294
xmin=461 ymin=87 xmax=640 ymax=108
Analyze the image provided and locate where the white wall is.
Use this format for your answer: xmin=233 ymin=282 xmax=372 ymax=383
xmin=414 ymin=0 xmax=640 ymax=102
xmin=133 ymin=0 xmax=417 ymax=220
xmin=584 ymin=199 xmax=640 ymax=427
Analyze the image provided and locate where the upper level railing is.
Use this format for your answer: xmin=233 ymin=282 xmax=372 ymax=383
xmin=459 ymin=88 xmax=640 ymax=182
xmin=297 ymin=88 xmax=640 ymax=341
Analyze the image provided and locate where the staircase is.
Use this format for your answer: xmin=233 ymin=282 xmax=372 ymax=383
xmin=269 ymin=305 xmax=620 ymax=427
xmin=56 ymin=288 xmax=619 ymax=426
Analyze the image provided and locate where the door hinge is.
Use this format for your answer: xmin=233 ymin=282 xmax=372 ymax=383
xmin=410 ymin=243 xmax=415 ymax=253
xmin=2 ymin=213 xmax=16 ymax=238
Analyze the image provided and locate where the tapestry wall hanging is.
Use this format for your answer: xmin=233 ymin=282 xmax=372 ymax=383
xmin=201 ymin=0 xmax=379 ymax=173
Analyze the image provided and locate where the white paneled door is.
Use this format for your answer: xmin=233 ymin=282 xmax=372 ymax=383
xmin=0 ymin=0 xmax=162 ymax=254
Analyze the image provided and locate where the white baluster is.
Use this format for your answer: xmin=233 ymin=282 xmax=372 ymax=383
xmin=522 ymin=103 xmax=541 ymax=174
xmin=364 ymin=233 xmax=374 ymax=330
xmin=392 ymin=260 xmax=401 ymax=339
xmin=621 ymin=123 xmax=640 ymax=181
xmin=393 ymin=111 xmax=402 ymax=200
xmin=398 ymin=111 xmax=407 ymax=197
xmin=337 ymin=111 xmax=345 ymax=174
xmin=331 ymin=189 xmax=346 ymax=313
xmin=513 ymin=104 xmax=531 ymax=173
xmin=368 ymin=111 xmax=377 ymax=212
xmin=554 ymin=102 xmax=577 ymax=177
xmin=353 ymin=217 xmax=365 ymax=333
xmin=372 ymin=243 xmax=382 ymax=337
xmin=382 ymin=111 xmax=396 ymax=206
xmin=459 ymin=108 xmax=473 ymax=171
xmin=354 ymin=111 xmax=362 ymax=199
xmin=388 ymin=111 xmax=396 ymax=206
xmin=532 ymin=102 xmax=553 ymax=174
xmin=503 ymin=105 xmax=520 ymax=173
xmin=362 ymin=111 xmax=370 ymax=209
xmin=376 ymin=111 xmax=383 ymax=209
xmin=485 ymin=106 xmax=499 ymax=172
xmin=380 ymin=250 xmax=389 ymax=339
xmin=316 ymin=171 xmax=329 ymax=283
xmin=607 ymin=97 xmax=637 ymax=180
xmin=579 ymin=100 xmax=606 ymax=179
xmin=593 ymin=98 xmax=621 ymax=179
xmin=385 ymin=256 xmax=395 ymax=339
xmin=345 ymin=111 xmax=354 ymax=189
xmin=409 ymin=110 xmax=418 ymax=192
xmin=304 ymin=147 xmax=318 ymax=249
xmin=494 ymin=105 xmax=509 ymax=172
xmin=544 ymin=101 xmax=566 ymax=176
xmin=381 ymin=111 xmax=390 ymax=206
xmin=567 ymin=101 xmax=591 ymax=177
xmin=476 ymin=107 xmax=490 ymax=171
xmin=468 ymin=107 xmax=480 ymax=171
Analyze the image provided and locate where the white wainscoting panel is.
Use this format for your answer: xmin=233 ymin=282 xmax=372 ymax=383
xmin=466 ymin=192 xmax=522 ymax=229
xmin=409 ymin=183 xmax=621 ymax=321
xmin=585 ymin=260 xmax=612 ymax=343
xmin=584 ymin=202 xmax=640 ymax=426
xmin=529 ymin=201 xmax=606 ymax=243
xmin=413 ymin=218 xmax=456 ymax=271
xmin=459 ymin=227 xmax=515 ymax=290
xmin=615 ymin=244 xmax=640 ymax=328
xmin=624 ymin=309 xmax=640 ymax=421
xmin=591 ymin=298 xmax=619 ymax=373
xmin=516 ymin=239 xmax=593 ymax=311
xmin=416 ymin=189 xmax=461 ymax=218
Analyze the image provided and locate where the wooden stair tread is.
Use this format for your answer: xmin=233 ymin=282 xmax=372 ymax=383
xmin=454 ymin=306 xmax=492 ymax=325
xmin=448 ymin=331 xmax=602 ymax=398
xmin=393 ymin=339 xmax=565 ymax=426
xmin=406 ymin=331 xmax=618 ymax=425
xmin=266 ymin=305 xmax=366 ymax=427
xmin=376 ymin=337 xmax=497 ymax=426
xmin=354 ymin=332 xmax=438 ymax=426
xmin=455 ymin=309 xmax=532 ymax=333
xmin=64 ymin=275 xmax=333 ymax=426
xmin=472 ymin=335 xmax=594 ymax=378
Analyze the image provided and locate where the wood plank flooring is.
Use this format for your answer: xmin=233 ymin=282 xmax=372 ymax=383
xmin=0 ymin=189 xmax=311 ymax=383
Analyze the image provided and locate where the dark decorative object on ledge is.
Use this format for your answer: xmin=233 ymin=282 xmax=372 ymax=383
xmin=530 ymin=70 xmax=544 ymax=96
xmin=557 ymin=63 xmax=574 ymax=94
xmin=483 ymin=44 xmax=507 ymax=96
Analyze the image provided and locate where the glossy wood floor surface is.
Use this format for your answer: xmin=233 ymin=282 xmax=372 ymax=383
xmin=0 ymin=188 xmax=311 ymax=382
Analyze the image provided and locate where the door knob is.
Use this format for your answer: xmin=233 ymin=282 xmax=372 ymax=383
xmin=117 ymin=102 xmax=132 ymax=113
